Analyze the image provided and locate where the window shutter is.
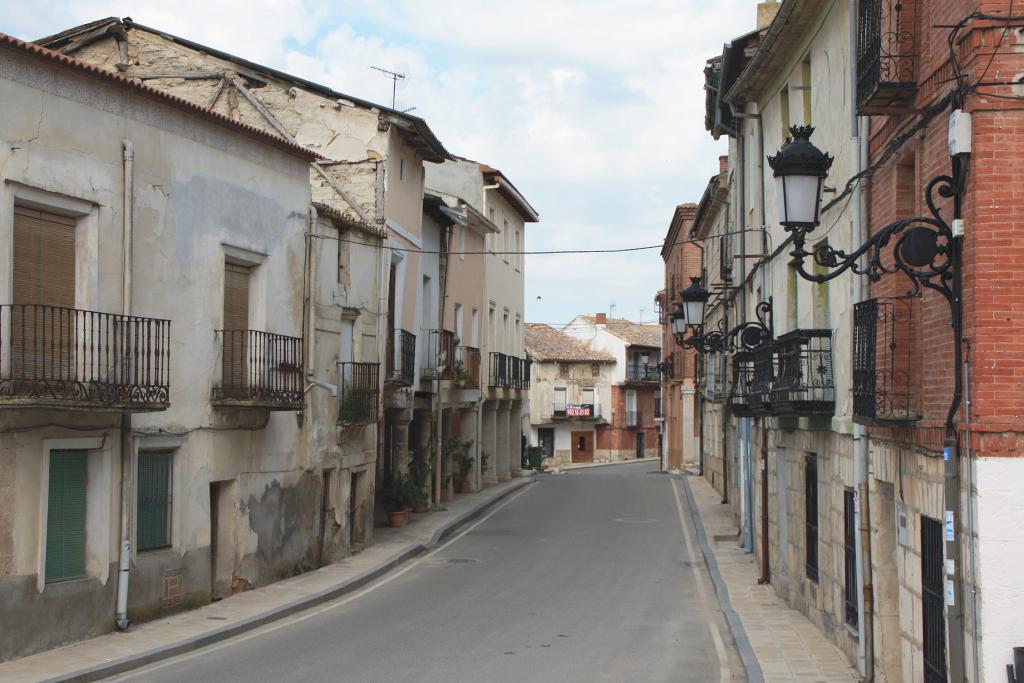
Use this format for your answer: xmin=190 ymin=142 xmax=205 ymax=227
xmin=13 ymin=208 xmax=77 ymax=380
xmin=46 ymin=450 xmax=87 ymax=582
xmin=137 ymin=451 xmax=172 ymax=550
xmin=223 ymin=263 xmax=251 ymax=391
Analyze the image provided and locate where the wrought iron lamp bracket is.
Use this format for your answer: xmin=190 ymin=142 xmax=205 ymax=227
xmin=786 ymin=174 xmax=958 ymax=307
xmin=680 ymin=298 xmax=774 ymax=355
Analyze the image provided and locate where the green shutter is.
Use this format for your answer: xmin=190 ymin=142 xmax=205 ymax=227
xmin=137 ymin=451 xmax=172 ymax=551
xmin=46 ymin=450 xmax=87 ymax=582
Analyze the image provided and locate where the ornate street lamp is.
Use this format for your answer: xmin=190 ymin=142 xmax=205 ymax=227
xmin=672 ymin=276 xmax=773 ymax=355
xmin=768 ymin=125 xmax=834 ymax=231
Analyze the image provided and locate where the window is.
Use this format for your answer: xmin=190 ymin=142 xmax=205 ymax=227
xmin=559 ymin=363 xmax=571 ymax=378
xmin=471 ymin=308 xmax=479 ymax=347
xmin=399 ymin=156 xmax=406 ymax=181
xmin=922 ymin=516 xmax=947 ymax=682
xmin=805 ymin=454 xmax=819 ymax=583
xmin=46 ymin=450 xmax=87 ymax=583
xmin=780 ymin=86 xmax=791 ymax=140
xmin=591 ymin=363 xmax=600 ymax=378
xmin=844 ymin=489 xmax=858 ymax=628
xmin=553 ymin=387 xmax=567 ymax=413
xmin=801 ymin=57 xmax=812 ymax=124
xmin=454 ymin=303 xmax=463 ymax=345
xmin=514 ymin=227 xmax=521 ymax=272
xmin=137 ymin=451 xmax=173 ymax=551
xmin=581 ymin=388 xmax=594 ymax=406
xmin=503 ymin=219 xmax=510 ymax=263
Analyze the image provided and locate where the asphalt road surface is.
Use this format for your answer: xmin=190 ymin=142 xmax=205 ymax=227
xmin=112 ymin=463 xmax=747 ymax=683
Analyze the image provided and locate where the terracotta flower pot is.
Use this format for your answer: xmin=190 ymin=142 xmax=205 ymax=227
xmin=458 ymin=480 xmax=473 ymax=494
xmin=414 ymin=503 xmax=429 ymax=514
xmin=387 ymin=511 xmax=406 ymax=528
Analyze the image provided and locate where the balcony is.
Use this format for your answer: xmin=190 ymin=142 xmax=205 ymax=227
xmin=455 ymin=346 xmax=481 ymax=389
xmin=212 ymin=330 xmax=303 ymax=409
xmin=489 ymin=352 xmax=531 ymax=389
xmin=727 ymin=351 xmax=756 ymax=417
xmin=625 ymin=363 xmax=660 ymax=384
xmin=387 ymin=329 xmax=415 ymax=386
xmin=0 ymin=304 xmax=170 ymax=411
xmin=853 ymin=298 xmax=919 ymax=426
xmin=421 ymin=329 xmax=456 ymax=380
xmin=625 ymin=411 xmax=643 ymax=427
xmin=703 ymin=352 xmax=728 ymax=403
xmin=857 ymin=0 xmax=917 ymax=114
xmin=747 ymin=344 xmax=775 ymax=416
xmin=338 ymin=362 xmax=379 ymax=425
xmin=769 ymin=329 xmax=835 ymax=416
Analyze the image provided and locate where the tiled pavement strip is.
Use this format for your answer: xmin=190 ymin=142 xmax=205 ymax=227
xmin=682 ymin=472 xmax=861 ymax=683
xmin=0 ymin=476 xmax=534 ymax=683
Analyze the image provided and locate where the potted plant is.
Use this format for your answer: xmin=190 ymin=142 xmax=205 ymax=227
xmin=408 ymin=452 xmax=432 ymax=513
xmin=381 ymin=475 xmax=408 ymax=528
xmin=454 ymin=441 xmax=475 ymax=494
xmin=453 ymin=359 xmax=469 ymax=388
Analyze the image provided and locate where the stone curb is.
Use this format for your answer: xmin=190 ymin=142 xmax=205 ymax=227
xmin=41 ymin=478 xmax=535 ymax=683
xmin=678 ymin=473 xmax=764 ymax=683
xmin=543 ymin=457 xmax=661 ymax=473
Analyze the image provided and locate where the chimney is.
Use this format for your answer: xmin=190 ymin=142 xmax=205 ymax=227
xmin=757 ymin=1 xmax=781 ymax=30
xmin=595 ymin=313 xmax=607 ymax=324
xmin=719 ymin=155 xmax=729 ymax=174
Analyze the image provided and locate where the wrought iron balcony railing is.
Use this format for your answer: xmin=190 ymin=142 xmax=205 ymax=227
xmin=455 ymin=346 xmax=480 ymax=389
xmin=338 ymin=362 xmax=380 ymax=425
xmin=748 ymin=344 xmax=775 ymax=415
xmin=387 ymin=329 xmax=416 ymax=386
xmin=0 ymin=304 xmax=170 ymax=411
xmin=853 ymin=298 xmax=919 ymax=426
xmin=421 ymin=329 xmax=456 ymax=380
xmin=857 ymin=0 xmax=917 ymax=114
xmin=625 ymin=410 xmax=643 ymax=427
xmin=625 ymin=363 xmax=660 ymax=383
xmin=212 ymin=329 xmax=303 ymax=409
xmin=489 ymin=352 xmax=531 ymax=389
xmin=769 ymin=329 xmax=835 ymax=416
xmin=727 ymin=351 xmax=757 ymax=417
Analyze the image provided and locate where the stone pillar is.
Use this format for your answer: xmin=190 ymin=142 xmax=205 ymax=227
xmin=460 ymin=407 xmax=480 ymax=491
xmin=495 ymin=400 xmax=511 ymax=482
xmin=395 ymin=408 xmax=412 ymax=475
xmin=509 ymin=400 xmax=524 ymax=476
xmin=481 ymin=402 xmax=498 ymax=485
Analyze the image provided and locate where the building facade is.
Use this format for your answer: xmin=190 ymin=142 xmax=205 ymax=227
xmin=563 ymin=315 xmax=662 ymax=461
xmin=0 ymin=34 xmax=318 ymax=659
xmin=686 ymin=1 xmax=1024 ymax=681
xmin=525 ymin=324 xmax=615 ymax=466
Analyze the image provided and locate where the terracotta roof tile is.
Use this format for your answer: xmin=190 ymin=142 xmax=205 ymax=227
xmin=525 ymin=324 xmax=615 ymax=363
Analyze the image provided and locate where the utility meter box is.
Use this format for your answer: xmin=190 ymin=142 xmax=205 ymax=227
xmin=948 ymin=109 xmax=972 ymax=156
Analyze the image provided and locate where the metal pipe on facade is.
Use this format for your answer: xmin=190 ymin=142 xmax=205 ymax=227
xmin=964 ymin=347 xmax=979 ymax=683
xmin=116 ymin=140 xmax=135 ymax=631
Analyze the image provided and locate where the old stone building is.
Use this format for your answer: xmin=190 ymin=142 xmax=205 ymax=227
xmin=525 ymin=324 xmax=615 ymax=466
xmin=0 ymin=33 xmax=318 ymax=660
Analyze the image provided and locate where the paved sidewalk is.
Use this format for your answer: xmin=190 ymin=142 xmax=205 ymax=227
xmin=681 ymin=474 xmax=860 ymax=683
xmin=0 ymin=476 xmax=533 ymax=683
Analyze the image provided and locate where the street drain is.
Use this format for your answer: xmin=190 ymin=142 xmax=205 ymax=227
xmin=431 ymin=558 xmax=480 ymax=565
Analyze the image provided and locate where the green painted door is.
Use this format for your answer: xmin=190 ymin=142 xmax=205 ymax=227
xmin=46 ymin=450 xmax=87 ymax=582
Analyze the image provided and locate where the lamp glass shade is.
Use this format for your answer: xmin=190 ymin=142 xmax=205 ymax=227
xmin=775 ymin=173 xmax=824 ymax=227
xmin=679 ymin=277 xmax=709 ymax=329
xmin=670 ymin=305 xmax=688 ymax=336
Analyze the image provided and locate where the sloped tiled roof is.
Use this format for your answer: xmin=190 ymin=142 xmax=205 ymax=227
xmin=525 ymin=324 xmax=615 ymax=363
xmin=575 ymin=316 xmax=662 ymax=349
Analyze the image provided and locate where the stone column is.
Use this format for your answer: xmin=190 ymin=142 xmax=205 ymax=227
xmin=395 ymin=408 xmax=412 ymax=475
xmin=460 ymin=407 xmax=480 ymax=491
xmin=495 ymin=400 xmax=511 ymax=482
xmin=509 ymin=400 xmax=524 ymax=476
xmin=481 ymin=402 xmax=498 ymax=486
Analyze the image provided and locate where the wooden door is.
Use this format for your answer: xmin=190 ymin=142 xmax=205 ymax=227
xmin=222 ymin=263 xmax=250 ymax=394
xmin=12 ymin=207 xmax=76 ymax=381
xmin=571 ymin=431 xmax=594 ymax=463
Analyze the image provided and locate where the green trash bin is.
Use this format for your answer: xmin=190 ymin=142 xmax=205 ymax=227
xmin=527 ymin=446 xmax=544 ymax=470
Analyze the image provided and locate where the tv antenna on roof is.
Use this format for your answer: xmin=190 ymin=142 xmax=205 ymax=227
xmin=370 ymin=65 xmax=406 ymax=109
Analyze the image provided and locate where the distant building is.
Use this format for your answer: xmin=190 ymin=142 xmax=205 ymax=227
xmin=563 ymin=315 xmax=662 ymax=461
xmin=525 ymin=324 xmax=615 ymax=465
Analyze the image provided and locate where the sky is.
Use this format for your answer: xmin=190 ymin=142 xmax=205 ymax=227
xmin=1 ymin=1 xmax=757 ymax=328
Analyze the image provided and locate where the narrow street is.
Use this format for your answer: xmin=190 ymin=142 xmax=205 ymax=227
xmin=110 ymin=463 xmax=746 ymax=683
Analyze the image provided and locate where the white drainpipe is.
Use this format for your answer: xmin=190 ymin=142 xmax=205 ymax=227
xmin=115 ymin=140 xmax=135 ymax=631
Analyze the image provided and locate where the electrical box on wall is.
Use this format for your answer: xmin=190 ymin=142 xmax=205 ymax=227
xmin=896 ymin=501 xmax=910 ymax=548
xmin=948 ymin=109 xmax=972 ymax=156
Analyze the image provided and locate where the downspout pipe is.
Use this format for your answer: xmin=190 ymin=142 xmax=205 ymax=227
xmin=115 ymin=140 xmax=134 ymax=632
